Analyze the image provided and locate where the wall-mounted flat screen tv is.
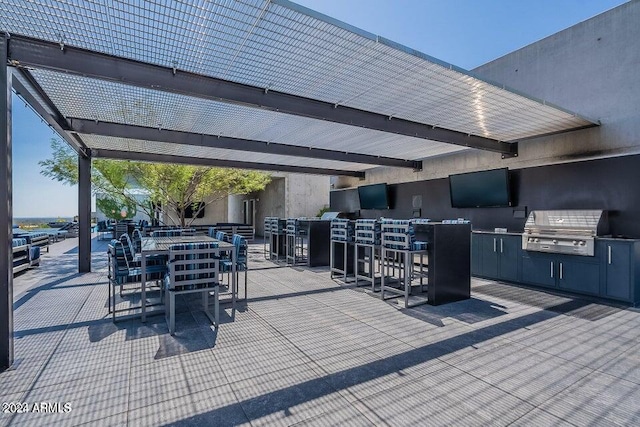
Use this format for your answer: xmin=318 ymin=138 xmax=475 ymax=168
xmin=358 ymin=183 xmax=389 ymax=210
xmin=449 ymin=168 xmax=512 ymax=208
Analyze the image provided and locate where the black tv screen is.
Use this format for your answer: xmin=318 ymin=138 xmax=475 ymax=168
xmin=449 ymin=168 xmax=511 ymax=208
xmin=183 ymin=202 xmax=205 ymax=218
xmin=358 ymin=183 xmax=389 ymax=210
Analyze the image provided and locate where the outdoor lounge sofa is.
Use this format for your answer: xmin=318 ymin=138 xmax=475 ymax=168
xmin=12 ymin=238 xmax=31 ymax=275
xmin=13 ymin=231 xmax=50 ymax=253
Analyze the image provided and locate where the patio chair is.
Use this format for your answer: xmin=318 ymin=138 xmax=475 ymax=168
xmin=123 ymin=230 xmax=168 ymax=272
xmin=221 ymin=234 xmax=248 ymax=300
xmin=107 ymin=240 xmax=167 ymax=321
xmin=96 ymin=220 xmax=113 ymax=241
xmin=114 ymin=222 xmax=128 ymax=239
xmin=180 ymin=228 xmax=197 ymax=236
xmin=207 ymin=227 xmax=217 ymax=238
xmin=152 ymin=229 xmax=183 ymax=238
xmin=119 ymin=233 xmax=141 ymax=264
xmin=215 ymin=231 xmax=227 ymax=242
xmin=131 ymin=228 xmax=143 ymax=253
xmin=165 ymin=242 xmax=221 ymax=335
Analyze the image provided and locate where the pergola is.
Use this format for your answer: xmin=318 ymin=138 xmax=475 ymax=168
xmin=0 ymin=0 xmax=597 ymax=369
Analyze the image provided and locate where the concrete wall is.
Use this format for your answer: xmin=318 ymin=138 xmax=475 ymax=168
xmin=254 ymin=177 xmax=286 ymax=236
xmin=285 ymin=174 xmax=330 ymax=219
xmin=227 ymin=194 xmax=244 ymax=224
xmin=334 ymin=1 xmax=640 ymax=189
xmin=251 ymin=173 xmax=329 ymax=236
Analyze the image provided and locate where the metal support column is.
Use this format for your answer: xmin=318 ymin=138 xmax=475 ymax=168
xmin=78 ymin=152 xmax=91 ymax=272
xmin=1 ymin=34 xmax=14 ymax=371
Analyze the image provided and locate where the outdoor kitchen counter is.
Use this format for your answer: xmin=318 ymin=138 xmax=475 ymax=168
xmin=472 ymin=231 xmax=640 ymax=306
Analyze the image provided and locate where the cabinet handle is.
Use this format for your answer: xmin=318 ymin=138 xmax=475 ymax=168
xmin=608 ymin=246 xmax=612 ymax=265
xmin=493 ymin=238 xmax=496 ymax=252
xmin=559 ymin=262 xmax=563 ymax=279
xmin=500 ymin=238 xmax=504 ymax=253
xmin=551 ymin=261 xmax=554 ymax=278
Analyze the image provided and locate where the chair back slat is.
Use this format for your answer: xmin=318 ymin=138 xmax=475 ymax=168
xmin=167 ymin=242 xmax=220 ymax=291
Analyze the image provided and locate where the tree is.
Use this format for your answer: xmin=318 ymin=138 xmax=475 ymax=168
xmin=40 ymin=139 xmax=154 ymax=220
xmin=96 ymin=196 xmax=137 ymax=221
xmin=39 ymin=138 xmax=272 ymax=226
xmin=132 ymin=163 xmax=271 ymax=227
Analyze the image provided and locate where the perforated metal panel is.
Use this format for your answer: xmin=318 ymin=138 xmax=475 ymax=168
xmin=2 ymin=0 xmax=597 ymax=172
xmin=31 ymin=69 xmax=466 ymax=162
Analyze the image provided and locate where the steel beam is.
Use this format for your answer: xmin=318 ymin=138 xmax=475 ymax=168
xmin=69 ymin=118 xmax=422 ymax=170
xmin=8 ymin=35 xmax=517 ymax=157
xmin=11 ymin=69 xmax=86 ymax=155
xmin=78 ymin=152 xmax=91 ymax=273
xmin=91 ymin=149 xmax=366 ymax=178
xmin=0 ymin=34 xmax=14 ymax=372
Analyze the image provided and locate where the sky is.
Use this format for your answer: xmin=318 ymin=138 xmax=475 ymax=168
xmin=11 ymin=0 xmax=628 ymax=217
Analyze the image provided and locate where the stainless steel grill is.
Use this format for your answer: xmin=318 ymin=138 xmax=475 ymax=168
xmin=522 ymin=210 xmax=608 ymax=256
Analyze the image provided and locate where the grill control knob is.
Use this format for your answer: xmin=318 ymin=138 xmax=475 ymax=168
xmin=534 ymin=238 xmax=539 ymax=243
xmin=579 ymin=241 xmax=586 ymax=246
xmin=552 ymin=239 xmax=558 ymax=244
xmin=573 ymin=241 xmax=578 ymax=245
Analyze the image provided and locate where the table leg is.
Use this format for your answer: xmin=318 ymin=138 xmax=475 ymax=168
xmin=141 ymin=253 xmax=147 ymax=322
xmin=404 ymin=251 xmax=410 ymax=308
xmin=232 ymin=246 xmax=237 ymax=312
xmin=343 ymin=242 xmax=347 ymax=282
xmin=380 ymin=247 xmax=386 ymax=300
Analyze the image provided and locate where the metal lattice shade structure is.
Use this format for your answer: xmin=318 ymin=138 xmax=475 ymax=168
xmin=2 ymin=0 xmax=597 ymax=175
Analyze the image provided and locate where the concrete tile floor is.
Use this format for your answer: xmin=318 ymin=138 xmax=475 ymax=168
xmin=1 ymin=236 xmax=640 ymax=426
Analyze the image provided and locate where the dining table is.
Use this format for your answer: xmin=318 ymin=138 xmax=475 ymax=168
xmin=139 ymin=235 xmax=236 ymax=322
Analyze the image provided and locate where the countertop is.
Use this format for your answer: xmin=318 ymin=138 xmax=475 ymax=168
xmin=597 ymin=236 xmax=639 ymax=242
xmin=472 ymin=230 xmax=522 ymax=237
xmin=472 ymin=230 xmax=639 ymax=242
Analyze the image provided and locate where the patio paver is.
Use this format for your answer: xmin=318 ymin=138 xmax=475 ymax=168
xmin=2 ymin=236 xmax=640 ymax=426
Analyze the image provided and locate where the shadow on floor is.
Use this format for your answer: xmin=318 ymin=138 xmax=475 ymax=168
xmin=473 ymin=282 xmax=624 ymax=321
xmin=164 ymin=300 xmax=570 ymax=426
xmin=64 ymin=237 xmax=110 ymax=254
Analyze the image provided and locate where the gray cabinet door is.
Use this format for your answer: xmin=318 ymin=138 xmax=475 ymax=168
xmin=499 ymin=236 xmax=520 ymax=282
xmin=603 ymin=242 xmax=632 ymax=300
xmin=558 ymin=259 xmax=600 ymax=295
xmin=481 ymin=235 xmax=499 ymax=278
xmin=521 ymin=255 xmax=556 ymax=287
